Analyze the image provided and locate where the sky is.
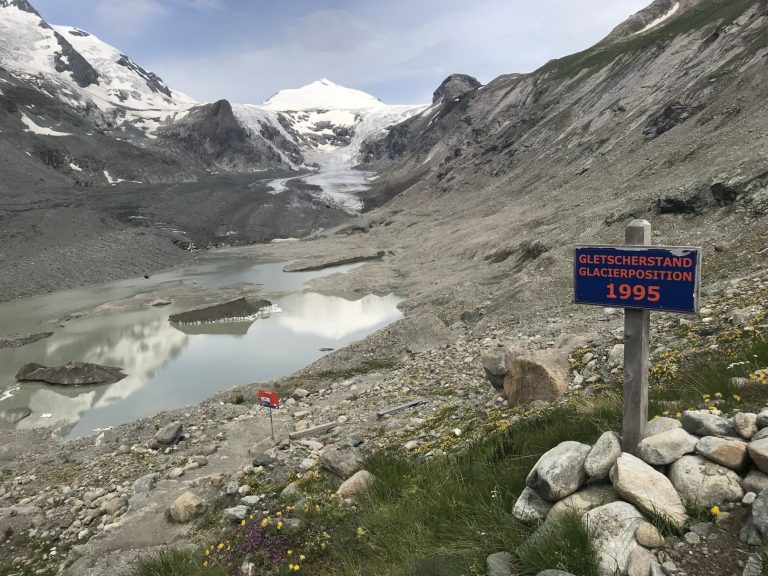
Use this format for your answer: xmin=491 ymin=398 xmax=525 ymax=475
xmin=32 ymin=0 xmax=650 ymax=105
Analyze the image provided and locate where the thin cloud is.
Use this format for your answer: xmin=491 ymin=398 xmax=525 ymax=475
xmin=94 ymin=0 xmax=169 ymax=37
xmin=145 ymin=0 xmax=650 ymax=104
xmin=189 ymin=0 xmax=224 ymax=10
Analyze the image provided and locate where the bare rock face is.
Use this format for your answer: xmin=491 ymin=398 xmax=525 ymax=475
xmin=503 ymin=350 xmax=568 ymax=405
xmin=15 ymin=362 xmax=125 ymax=385
xmin=432 ymin=74 xmax=481 ymax=104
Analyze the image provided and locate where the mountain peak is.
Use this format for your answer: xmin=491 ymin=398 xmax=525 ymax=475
xmin=261 ymin=79 xmax=385 ymax=111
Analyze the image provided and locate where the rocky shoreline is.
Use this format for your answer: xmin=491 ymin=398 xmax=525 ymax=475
xmin=0 ymin=261 xmax=766 ymax=575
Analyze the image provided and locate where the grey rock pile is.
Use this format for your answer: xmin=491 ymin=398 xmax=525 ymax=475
xmin=513 ymin=408 xmax=768 ymax=576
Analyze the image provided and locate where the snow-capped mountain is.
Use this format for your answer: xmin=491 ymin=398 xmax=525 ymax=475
xmin=262 ymin=79 xmax=385 ymax=111
xmin=237 ymin=79 xmax=425 ymax=165
xmin=0 ymin=0 xmax=192 ymax=124
xmin=0 ymin=0 xmax=426 ymax=191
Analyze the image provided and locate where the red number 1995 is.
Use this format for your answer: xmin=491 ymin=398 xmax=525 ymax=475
xmin=607 ymin=283 xmax=660 ymax=302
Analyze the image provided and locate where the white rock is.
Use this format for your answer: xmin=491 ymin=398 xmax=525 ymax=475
xmin=585 ymin=432 xmax=622 ymax=480
xmin=637 ymin=428 xmax=697 ymax=465
xmin=583 ymin=501 xmax=643 ymax=576
xmin=610 ymin=453 xmax=686 ymax=528
xmin=512 ymin=487 xmax=553 ymax=523
xmin=668 ymin=455 xmax=744 ymax=507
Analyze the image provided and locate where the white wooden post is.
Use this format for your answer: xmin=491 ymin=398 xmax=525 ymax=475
xmin=622 ymin=219 xmax=652 ymax=455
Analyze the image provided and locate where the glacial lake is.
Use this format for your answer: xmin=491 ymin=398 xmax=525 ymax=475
xmin=0 ymin=254 xmax=402 ymax=439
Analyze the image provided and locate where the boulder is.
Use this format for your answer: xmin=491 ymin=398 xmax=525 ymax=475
xmin=320 ymin=448 xmax=361 ymax=479
xmin=526 ymin=441 xmax=590 ymax=501
xmin=735 ymin=412 xmax=759 ymax=440
xmin=546 ymin=484 xmax=617 ymax=523
xmin=610 ymin=453 xmax=686 ymax=528
xmin=153 ymin=422 xmax=183 ymax=446
xmin=168 ymin=492 xmax=205 ymax=523
xmin=642 ymin=417 xmax=682 ymax=439
xmin=583 ymin=502 xmax=644 ymax=576
xmin=585 ymin=432 xmax=622 ymax=481
xmin=743 ymin=469 xmax=768 ymax=494
xmin=637 ymin=428 xmax=698 ymax=465
xmin=696 ymin=436 xmax=749 ymax=471
xmin=750 ymin=490 xmax=768 ymax=543
xmin=753 ymin=428 xmax=768 ymax=441
xmin=680 ymin=410 xmax=737 ymax=437
xmin=757 ymin=410 xmax=768 ymax=430
xmin=486 ymin=551 xmax=513 ymax=576
xmin=481 ymin=345 xmax=524 ymax=390
xmin=635 ymin=521 xmax=665 ymax=548
xmin=608 ymin=344 xmax=624 ymax=367
xmin=168 ymin=297 xmax=270 ymax=324
xmin=512 ymin=487 xmax=553 ymax=522
xmin=668 ymin=455 xmax=744 ymax=507
xmin=223 ymin=505 xmax=249 ymax=521
xmin=16 ymin=362 xmax=125 ymax=385
xmin=627 ymin=547 xmax=656 ymax=576
xmin=337 ymin=470 xmax=375 ymax=498
xmin=749 ymin=438 xmax=768 ymax=473
xmin=503 ymin=350 xmax=569 ymax=406
xmin=536 ymin=572 xmax=577 ymax=576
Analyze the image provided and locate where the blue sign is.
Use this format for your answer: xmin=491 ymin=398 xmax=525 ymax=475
xmin=574 ymin=245 xmax=701 ymax=314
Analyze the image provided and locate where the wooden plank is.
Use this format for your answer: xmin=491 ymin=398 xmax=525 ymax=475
xmin=376 ymin=399 xmax=426 ymax=419
xmin=622 ymin=219 xmax=652 ymax=455
xmin=288 ymin=422 xmax=339 ymax=440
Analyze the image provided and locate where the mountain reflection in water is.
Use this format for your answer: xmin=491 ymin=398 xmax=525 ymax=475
xmin=1 ymin=290 xmax=402 ymax=439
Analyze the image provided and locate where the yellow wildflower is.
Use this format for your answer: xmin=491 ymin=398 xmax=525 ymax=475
xmin=300 ymin=554 xmax=306 ymax=561
xmin=711 ymin=505 xmax=721 ymax=517
xmin=217 ymin=543 xmax=224 ymax=550
xmin=241 ymin=519 xmax=246 ymax=526
xmin=203 ymin=561 xmax=208 ymax=568
xmin=675 ymin=412 xmax=682 ymax=419
xmin=287 ymin=550 xmax=293 ymax=556
xmin=733 ymin=395 xmax=742 ymax=402
xmin=277 ymin=521 xmax=283 ymax=530
xmin=714 ymin=392 xmax=722 ymax=398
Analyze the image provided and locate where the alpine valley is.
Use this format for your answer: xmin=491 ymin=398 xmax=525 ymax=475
xmin=3 ymin=0 xmax=768 ymax=575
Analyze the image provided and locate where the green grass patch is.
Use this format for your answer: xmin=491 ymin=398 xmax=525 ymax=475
xmin=540 ymin=0 xmax=762 ymax=80
xmin=125 ymin=548 xmax=226 ymax=576
xmin=312 ymin=336 xmax=768 ymax=576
